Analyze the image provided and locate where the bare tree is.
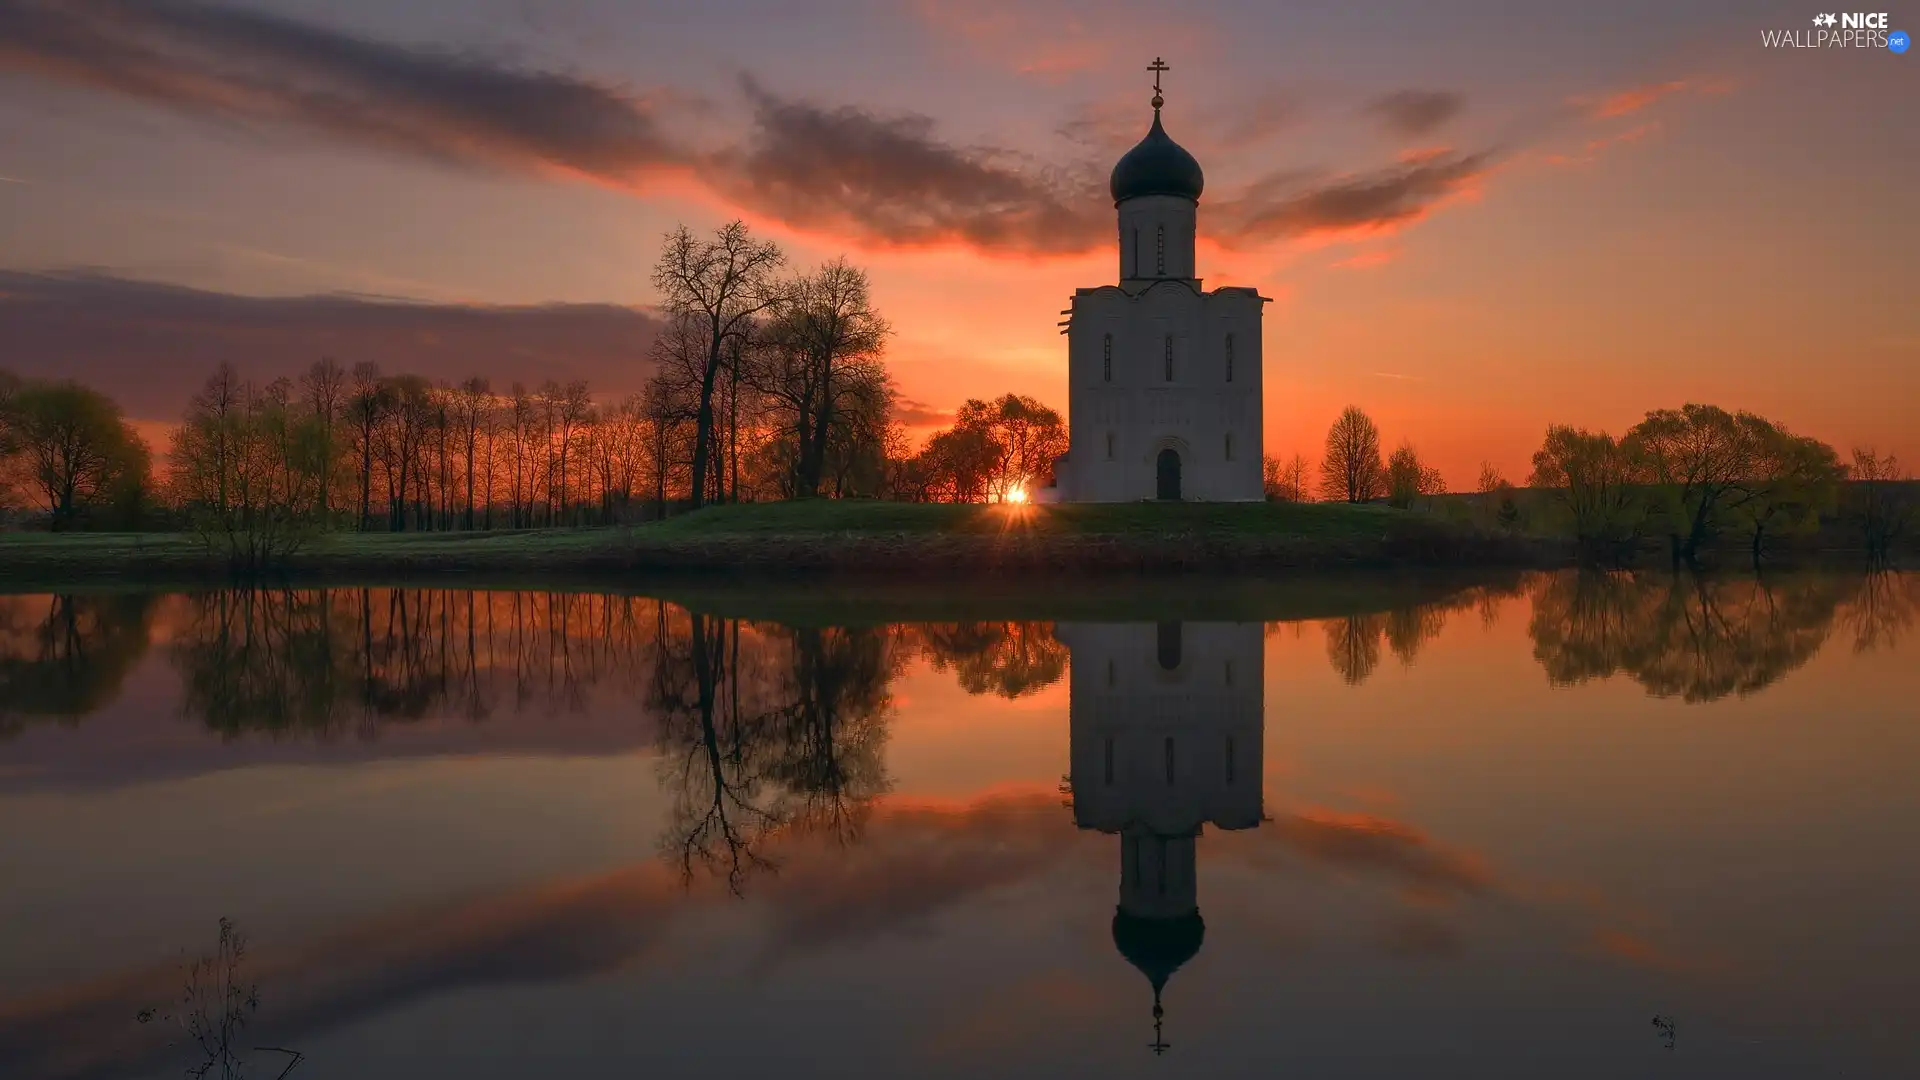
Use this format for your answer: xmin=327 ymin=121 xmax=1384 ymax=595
xmin=299 ymin=359 xmax=346 ymax=525
xmin=651 ymin=221 xmax=786 ymax=509
xmin=1319 ymin=406 xmax=1385 ymax=503
xmin=748 ymin=259 xmax=892 ymax=497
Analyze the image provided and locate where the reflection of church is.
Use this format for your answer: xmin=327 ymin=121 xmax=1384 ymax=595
xmin=1057 ymin=621 xmax=1265 ymax=1053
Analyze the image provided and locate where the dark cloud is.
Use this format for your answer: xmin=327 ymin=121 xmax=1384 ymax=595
xmin=0 ymin=271 xmax=661 ymax=419
xmin=893 ymin=397 xmax=954 ymax=428
xmin=0 ymin=0 xmax=677 ymax=176
xmin=1365 ymin=89 xmax=1464 ymax=137
xmin=1213 ymin=150 xmax=1495 ymax=245
xmin=0 ymin=2 xmax=1488 ymax=259
xmin=718 ymin=77 xmax=1104 ymax=254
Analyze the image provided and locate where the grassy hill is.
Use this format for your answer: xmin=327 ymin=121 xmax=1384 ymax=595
xmin=0 ymin=499 xmax=1562 ymax=587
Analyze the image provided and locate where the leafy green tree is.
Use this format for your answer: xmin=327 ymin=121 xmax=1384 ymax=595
xmin=1385 ymin=442 xmax=1446 ymax=508
xmin=2 ymin=377 xmax=149 ymax=528
xmin=1623 ymin=403 xmax=1762 ymax=563
xmin=1732 ymin=418 xmax=1843 ymax=565
xmin=1528 ymin=425 xmax=1643 ymax=555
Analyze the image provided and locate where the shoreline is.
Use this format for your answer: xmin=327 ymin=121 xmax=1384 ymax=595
xmin=0 ymin=497 xmax=1902 ymax=592
xmin=0 ymin=525 xmax=1568 ymax=591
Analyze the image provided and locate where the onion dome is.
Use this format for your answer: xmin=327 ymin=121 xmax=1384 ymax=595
xmin=1109 ymin=110 xmax=1205 ymax=205
xmin=1112 ymin=908 xmax=1205 ymax=994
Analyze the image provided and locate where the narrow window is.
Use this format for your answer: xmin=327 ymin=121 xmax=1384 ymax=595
xmin=1225 ymin=433 xmax=1234 ymax=461
xmin=1132 ymin=228 xmax=1139 ymax=277
xmin=1164 ymin=736 xmax=1176 ymax=785
xmin=1157 ymin=854 xmax=1167 ymax=895
xmin=1225 ymin=333 xmax=1235 ymax=382
xmin=1156 ymin=224 xmax=1166 ymax=275
xmin=1226 ymin=737 xmax=1236 ymax=785
xmin=1102 ymin=333 xmax=1112 ymax=382
xmin=1107 ymin=658 xmax=1116 ymax=685
xmin=1157 ymin=622 xmax=1182 ymax=669
xmin=1104 ymin=736 xmax=1114 ymax=785
xmin=1163 ymin=336 xmax=1174 ymax=382
xmin=1105 ymin=432 xmax=1115 ymax=460
xmin=1225 ymin=659 xmax=1234 ymax=686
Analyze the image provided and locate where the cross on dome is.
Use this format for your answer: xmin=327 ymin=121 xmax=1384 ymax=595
xmin=1147 ymin=56 xmax=1169 ymax=110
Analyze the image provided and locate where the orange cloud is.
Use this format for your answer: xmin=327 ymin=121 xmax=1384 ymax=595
xmin=1585 ymin=79 xmax=1689 ymax=119
xmin=1332 ymin=248 xmax=1403 ymax=270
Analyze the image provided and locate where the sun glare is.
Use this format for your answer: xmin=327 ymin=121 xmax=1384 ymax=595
xmin=1007 ymin=486 xmax=1029 ymax=505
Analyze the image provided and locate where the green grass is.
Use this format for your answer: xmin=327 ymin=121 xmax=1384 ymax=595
xmin=643 ymin=497 xmax=1420 ymax=538
xmin=0 ymin=499 xmax=1557 ymax=589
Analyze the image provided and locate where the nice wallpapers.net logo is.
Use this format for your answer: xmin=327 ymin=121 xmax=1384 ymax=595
xmin=1762 ymin=12 xmax=1910 ymax=49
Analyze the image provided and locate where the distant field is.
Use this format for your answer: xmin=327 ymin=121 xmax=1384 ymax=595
xmin=0 ymin=499 xmax=1561 ymax=587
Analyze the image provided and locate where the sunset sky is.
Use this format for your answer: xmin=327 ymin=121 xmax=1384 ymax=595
xmin=1 ymin=0 xmax=1913 ymax=486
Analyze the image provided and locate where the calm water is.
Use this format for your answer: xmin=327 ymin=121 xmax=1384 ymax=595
xmin=2 ymin=571 xmax=1916 ymax=1079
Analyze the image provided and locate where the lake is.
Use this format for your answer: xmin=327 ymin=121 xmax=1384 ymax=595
xmin=2 ymin=570 xmax=1916 ymax=1079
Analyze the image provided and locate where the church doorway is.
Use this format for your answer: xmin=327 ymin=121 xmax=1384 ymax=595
xmin=1156 ymin=448 xmax=1182 ymax=500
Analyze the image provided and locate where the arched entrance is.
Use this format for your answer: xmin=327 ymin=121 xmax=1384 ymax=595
xmin=1155 ymin=448 xmax=1182 ymax=501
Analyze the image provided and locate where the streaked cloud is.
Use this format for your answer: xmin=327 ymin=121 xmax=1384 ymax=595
xmin=0 ymin=271 xmax=662 ymax=419
xmin=1213 ymin=150 xmax=1495 ymax=245
xmin=716 ymin=77 xmax=1106 ymax=255
xmin=0 ymin=1 xmax=1495 ymax=260
xmin=1581 ymin=79 xmax=1690 ymax=120
xmin=1364 ymin=89 xmax=1464 ymax=137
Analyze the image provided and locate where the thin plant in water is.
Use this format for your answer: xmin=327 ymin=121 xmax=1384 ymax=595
xmin=137 ymin=917 xmax=305 ymax=1079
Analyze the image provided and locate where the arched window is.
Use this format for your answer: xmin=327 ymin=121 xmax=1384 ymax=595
xmin=1105 ymin=431 xmax=1115 ymax=460
xmin=1163 ymin=336 xmax=1174 ymax=382
xmin=1225 ymin=333 xmax=1235 ymax=382
xmin=1155 ymin=224 xmax=1166 ymax=275
xmin=1102 ymin=333 xmax=1112 ymax=382
xmin=1225 ymin=433 xmax=1234 ymax=461
xmin=1157 ymin=621 xmax=1182 ymax=670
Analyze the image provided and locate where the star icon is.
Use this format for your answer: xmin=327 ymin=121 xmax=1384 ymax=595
xmin=1823 ymin=13 xmax=1839 ymax=26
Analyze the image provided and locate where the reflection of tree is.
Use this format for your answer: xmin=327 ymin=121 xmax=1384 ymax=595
xmin=1840 ymin=570 xmax=1920 ymax=654
xmin=913 ymin=621 xmax=1066 ymax=698
xmin=167 ymin=589 xmax=666 ymax=736
xmin=766 ymin=627 xmax=894 ymax=842
xmin=1528 ymin=571 xmax=1855 ymax=702
xmin=1324 ymin=614 xmax=1385 ymax=686
xmin=1318 ymin=583 xmax=1520 ymax=686
xmin=0 ymin=593 xmax=156 ymax=735
xmin=650 ymin=616 xmax=897 ymax=892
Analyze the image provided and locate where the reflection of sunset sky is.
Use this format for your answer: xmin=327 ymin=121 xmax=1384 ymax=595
xmin=2 ymin=1 xmax=1915 ymax=485
xmin=1 ymin=577 xmax=1918 ymax=1076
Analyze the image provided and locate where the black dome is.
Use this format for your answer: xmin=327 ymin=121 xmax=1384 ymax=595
xmin=1109 ymin=111 xmax=1204 ymax=205
xmin=1111 ymin=908 xmax=1205 ymax=992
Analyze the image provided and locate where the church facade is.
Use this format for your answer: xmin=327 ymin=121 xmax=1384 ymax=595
xmin=1049 ymin=70 xmax=1270 ymax=502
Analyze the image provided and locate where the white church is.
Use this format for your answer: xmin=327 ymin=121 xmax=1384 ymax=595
xmin=1047 ymin=61 xmax=1270 ymax=503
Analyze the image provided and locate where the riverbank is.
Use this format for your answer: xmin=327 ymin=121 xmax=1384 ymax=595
xmin=0 ymin=500 xmax=1567 ymax=588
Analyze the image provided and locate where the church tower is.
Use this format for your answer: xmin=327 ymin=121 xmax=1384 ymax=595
xmin=1057 ymin=620 xmax=1266 ymax=1053
xmin=1047 ymin=59 xmax=1270 ymax=503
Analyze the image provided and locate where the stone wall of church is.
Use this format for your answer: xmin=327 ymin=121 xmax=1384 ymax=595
xmin=1116 ymin=195 xmax=1197 ymax=283
xmin=1062 ymin=284 xmax=1264 ymax=501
